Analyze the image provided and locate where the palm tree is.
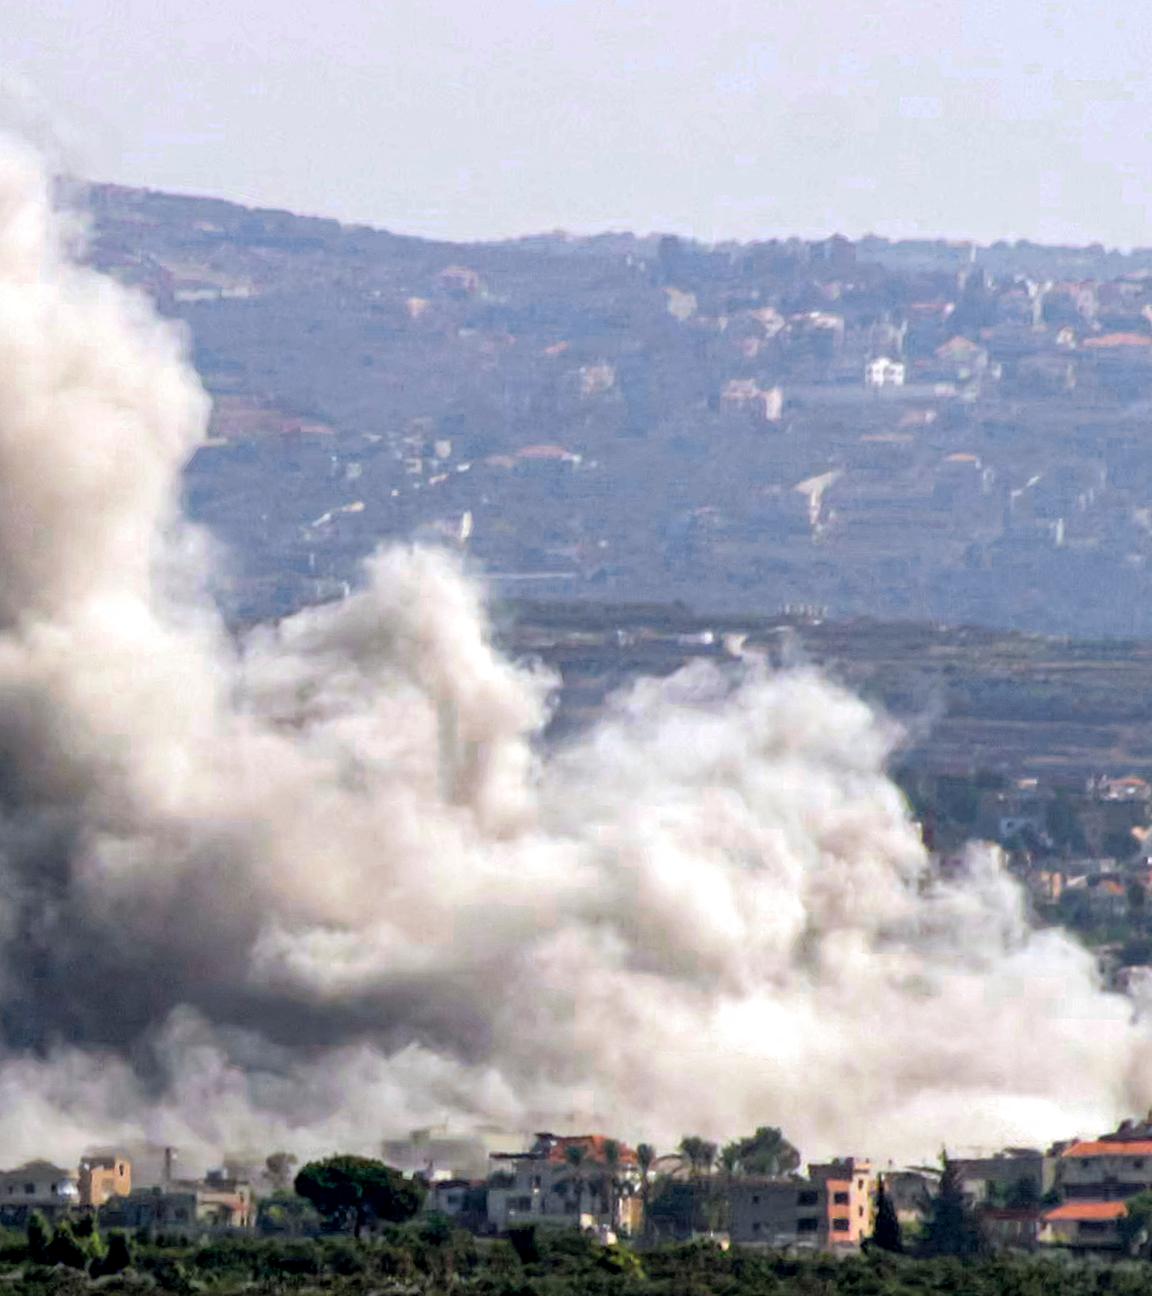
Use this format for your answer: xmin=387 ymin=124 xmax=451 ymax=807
xmin=602 ymin=1139 xmax=622 ymax=1232
xmin=563 ymin=1144 xmax=588 ymax=1226
xmin=677 ymin=1135 xmax=708 ymax=1179
xmin=732 ymin=1127 xmax=800 ymax=1178
xmin=677 ymin=1136 xmax=717 ymax=1233
xmin=636 ymin=1143 xmax=656 ymax=1243
xmin=699 ymin=1141 xmax=718 ymax=1177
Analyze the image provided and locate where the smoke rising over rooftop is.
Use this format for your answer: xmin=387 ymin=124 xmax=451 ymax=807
xmin=0 ymin=139 xmax=1144 ymax=1166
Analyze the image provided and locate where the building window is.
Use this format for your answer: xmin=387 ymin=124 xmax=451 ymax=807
xmin=751 ymin=1194 xmax=760 ymax=1205
xmin=24 ymin=1184 xmax=33 ymax=1195
xmin=832 ymin=1218 xmax=850 ymax=1232
xmin=833 ymin=1192 xmax=849 ymax=1205
xmin=1134 ymin=1160 xmax=1145 ymax=1169
xmin=752 ymin=1222 xmax=761 ymax=1234
xmin=797 ymin=1217 xmax=819 ymax=1233
xmin=797 ymin=1190 xmax=818 ymax=1207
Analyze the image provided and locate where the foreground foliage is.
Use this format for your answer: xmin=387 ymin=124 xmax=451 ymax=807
xmin=11 ymin=1220 xmax=1152 ymax=1296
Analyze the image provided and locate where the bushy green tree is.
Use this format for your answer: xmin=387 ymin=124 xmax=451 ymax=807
xmin=719 ymin=1126 xmax=801 ymax=1178
xmin=26 ymin=1212 xmax=49 ymax=1264
xmin=90 ymin=1231 xmax=132 ymax=1277
xmin=1120 ymin=1189 xmax=1152 ymax=1255
xmin=256 ymin=1189 xmax=322 ymax=1236
xmin=294 ymin=1155 xmax=424 ymax=1238
xmin=43 ymin=1219 xmax=88 ymax=1270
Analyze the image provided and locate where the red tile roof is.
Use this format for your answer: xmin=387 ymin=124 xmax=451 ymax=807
xmin=1082 ymin=332 xmax=1152 ymax=349
xmin=1062 ymin=1140 xmax=1152 ymax=1158
xmin=1044 ymin=1201 xmax=1127 ymax=1222
xmin=545 ymin=1135 xmax=637 ymax=1165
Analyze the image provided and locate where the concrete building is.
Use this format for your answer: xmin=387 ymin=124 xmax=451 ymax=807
xmin=79 ymin=1155 xmax=132 ymax=1208
xmin=1034 ymin=1122 xmax=1152 ymax=1253
xmin=487 ymin=1133 xmax=641 ymax=1238
xmin=1040 ymin=1200 xmax=1126 ymax=1252
xmin=424 ymin=1179 xmax=488 ymax=1231
xmin=865 ymin=357 xmax=906 ymax=388
xmin=951 ymin=1148 xmax=1052 ymax=1205
xmin=728 ymin=1158 xmax=874 ymax=1251
xmin=1055 ymin=1135 xmax=1152 ymax=1201
xmin=101 ymin=1172 xmax=254 ymax=1235
xmin=0 ymin=1162 xmax=80 ymax=1221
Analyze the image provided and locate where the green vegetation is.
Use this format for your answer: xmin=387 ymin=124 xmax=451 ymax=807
xmin=720 ymin=1127 xmax=802 ymax=1179
xmin=294 ymin=1156 xmax=425 ymax=1238
xmin=917 ymin=1157 xmax=988 ymax=1258
xmin=11 ymin=1222 xmax=1152 ymax=1296
xmin=18 ymin=1215 xmax=131 ymax=1279
xmin=871 ymin=1177 xmax=904 ymax=1255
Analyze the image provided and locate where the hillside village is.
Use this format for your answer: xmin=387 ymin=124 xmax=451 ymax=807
xmin=15 ymin=1116 xmax=1152 ymax=1259
xmin=45 ymin=183 xmax=1152 ymax=1278
xmin=82 ymin=183 xmax=1152 ymax=639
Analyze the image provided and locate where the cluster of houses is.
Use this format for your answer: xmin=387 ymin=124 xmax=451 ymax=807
xmin=12 ymin=1116 xmax=1152 ymax=1257
xmin=0 ymin=1150 xmax=253 ymax=1233
xmin=394 ymin=1119 xmax=1152 ymax=1256
xmin=915 ymin=771 xmax=1152 ymax=946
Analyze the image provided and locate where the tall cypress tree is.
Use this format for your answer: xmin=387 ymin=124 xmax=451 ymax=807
xmin=919 ymin=1155 xmax=987 ymax=1257
xmin=871 ymin=1175 xmax=904 ymax=1254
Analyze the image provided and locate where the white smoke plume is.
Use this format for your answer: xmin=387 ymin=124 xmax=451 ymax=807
xmin=0 ymin=138 xmax=1143 ymax=1171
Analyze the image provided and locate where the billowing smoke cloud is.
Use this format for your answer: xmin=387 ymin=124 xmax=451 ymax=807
xmin=0 ymin=138 xmax=1144 ymax=1170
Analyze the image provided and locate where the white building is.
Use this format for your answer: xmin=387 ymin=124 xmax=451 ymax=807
xmin=486 ymin=1134 xmax=641 ymax=1238
xmin=865 ymin=357 xmax=906 ymax=388
xmin=0 ymin=1161 xmax=80 ymax=1218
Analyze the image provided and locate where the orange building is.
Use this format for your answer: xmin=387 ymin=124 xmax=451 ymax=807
xmin=79 ymin=1155 xmax=131 ymax=1207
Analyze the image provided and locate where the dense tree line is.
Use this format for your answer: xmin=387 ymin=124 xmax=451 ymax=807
xmin=12 ymin=1222 xmax=1152 ymax=1296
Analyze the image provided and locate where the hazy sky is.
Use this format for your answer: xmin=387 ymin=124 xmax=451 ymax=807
xmin=5 ymin=0 xmax=1151 ymax=247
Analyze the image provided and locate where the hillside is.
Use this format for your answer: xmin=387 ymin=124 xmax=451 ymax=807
xmin=85 ymin=182 xmax=1152 ymax=637
xmin=500 ymin=600 xmax=1152 ymax=781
